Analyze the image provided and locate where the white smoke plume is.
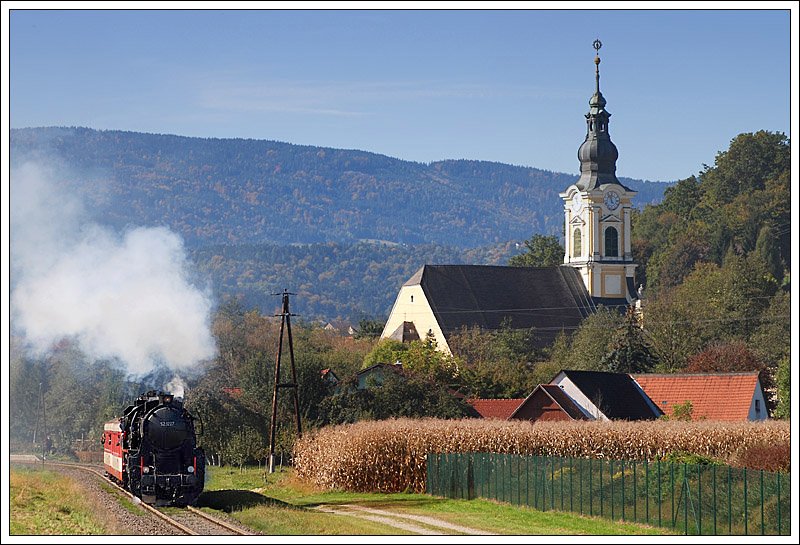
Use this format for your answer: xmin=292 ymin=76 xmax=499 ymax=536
xmin=10 ymin=162 xmax=217 ymax=375
xmin=164 ymin=375 xmax=187 ymax=400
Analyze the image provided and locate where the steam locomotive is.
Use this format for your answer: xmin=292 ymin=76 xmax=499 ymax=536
xmin=103 ymin=390 xmax=205 ymax=506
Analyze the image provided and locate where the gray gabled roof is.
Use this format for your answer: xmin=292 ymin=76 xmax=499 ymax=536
xmin=559 ymin=369 xmax=663 ymax=421
xmin=405 ymin=264 xmax=595 ymax=348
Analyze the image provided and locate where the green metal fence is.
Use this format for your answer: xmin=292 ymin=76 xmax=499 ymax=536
xmin=426 ymin=452 xmax=790 ymax=535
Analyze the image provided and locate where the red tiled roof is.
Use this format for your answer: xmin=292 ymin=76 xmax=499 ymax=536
xmin=222 ymin=387 xmax=243 ymax=397
xmin=467 ymin=398 xmax=525 ymax=420
xmin=633 ymin=372 xmax=761 ymax=421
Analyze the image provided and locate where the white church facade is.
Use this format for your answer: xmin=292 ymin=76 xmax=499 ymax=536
xmin=382 ymin=41 xmax=638 ymax=353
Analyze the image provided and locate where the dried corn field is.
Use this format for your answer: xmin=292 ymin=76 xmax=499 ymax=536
xmin=293 ymin=418 xmax=790 ymax=493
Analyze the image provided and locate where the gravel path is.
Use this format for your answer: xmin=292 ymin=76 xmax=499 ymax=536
xmin=312 ymin=504 xmax=494 ymax=535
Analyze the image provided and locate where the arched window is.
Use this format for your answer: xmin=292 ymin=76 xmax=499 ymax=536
xmin=572 ymin=228 xmax=582 ymax=258
xmin=605 ymin=226 xmax=619 ymax=257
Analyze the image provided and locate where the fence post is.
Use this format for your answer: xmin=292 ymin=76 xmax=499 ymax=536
xmin=633 ymin=460 xmax=637 ymax=522
xmin=599 ymin=458 xmax=604 ymax=517
xmin=670 ymin=462 xmax=675 ymax=530
xmin=684 ymin=464 xmax=688 ymax=536
xmin=760 ymin=469 xmax=764 ymax=536
xmin=570 ymin=457 xmax=574 ymax=512
xmin=657 ymin=460 xmax=662 ymax=528
xmin=492 ymin=452 xmax=497 ymax=500
xmin=525 ymin=455 xmax=530 ymax=507
xmin=712 ymin=464 xmax=717 ymax=535
xmin=744 ymin=468 xmax=748 ymax=535
xmin=610 ymin=459 xmax=614 ymax=521
xmin=579 ymin=457 xmax=583 ymax=515
xmin=698 ymin=463 xmax=702 ymax=535
xmin=550 ymin=456 xmax=555 ymax=511
xmin=645 ymin=459 xmax=649 ymax=525
xmin=622 ymin=459 xmax=626 ymax=521
xmin=728 ymin=466 xmax=732 ymax=535
xmin=777 ymin=472 xmax=781 ymax=536
xmin=560 ymin=457 xmax=565 ymax=511
xmin=589 ymin=458 xmax=593 ymax=517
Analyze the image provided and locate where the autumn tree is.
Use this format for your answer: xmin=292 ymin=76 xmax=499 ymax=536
xmin=508 ymin=234 xmax=564 ymax=268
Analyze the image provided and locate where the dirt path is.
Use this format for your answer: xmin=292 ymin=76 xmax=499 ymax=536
xmin=312 ymin=504 xmax=494 ymax=535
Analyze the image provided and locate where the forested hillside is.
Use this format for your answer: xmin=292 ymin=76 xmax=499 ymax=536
xmin=191 ymin=241 xmax=519 ymax=321
xmin=10 ymin=127 xmax=669 ymax=247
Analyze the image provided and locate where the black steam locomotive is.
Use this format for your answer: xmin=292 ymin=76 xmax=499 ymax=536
xmin=103 ymin=390 xmax=205 ymax=506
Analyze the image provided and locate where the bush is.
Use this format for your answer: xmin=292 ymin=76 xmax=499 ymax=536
xmin=661 ymin=450 xmax=721 ymax=466
xmin=727 ymin=442 xmax=791 ymax=473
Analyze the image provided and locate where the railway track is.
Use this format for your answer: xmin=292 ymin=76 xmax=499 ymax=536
xmin=11 ymin=457 xmax=253 ymax=535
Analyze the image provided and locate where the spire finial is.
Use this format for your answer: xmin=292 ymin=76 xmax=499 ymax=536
xmin=593 ymin=39 xmax=602 ymax=93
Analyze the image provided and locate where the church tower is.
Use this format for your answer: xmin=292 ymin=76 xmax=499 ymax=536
xmin=560 ymin=40 xmax=638 ymax=304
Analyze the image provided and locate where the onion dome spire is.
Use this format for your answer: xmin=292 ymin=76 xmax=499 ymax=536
xmin=576 ymin=39 xmax=627 ymax=190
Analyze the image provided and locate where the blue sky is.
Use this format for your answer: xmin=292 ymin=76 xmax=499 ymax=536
xmin=6 ymin=4 xmax=796 ymax=182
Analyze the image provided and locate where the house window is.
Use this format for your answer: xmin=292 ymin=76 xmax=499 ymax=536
xmin=572 ymin=228 xmax=582 ymax=258
xmin=410 ymin=295 xmax=414 ymax=303
xmin=755 ymin=399 xmax=761 ymax=413
xmin=605 ymin=226 xmax=619 ymax=257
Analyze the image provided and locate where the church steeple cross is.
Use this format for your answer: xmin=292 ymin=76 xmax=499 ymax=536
xmin=593 ymin=39 xmax=602 ymax=94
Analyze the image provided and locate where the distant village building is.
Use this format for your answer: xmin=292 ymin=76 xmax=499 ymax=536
xmin=509 ymin=384 xmax=589 ymax=422
xmin=633 ymin=372 xmax=768 ymax=421
xmin=550 ymin=370 xmax=662 ymax=421
xmin=324 ymin=321 xmax=356 ymax=336
xmin=467 ymin=398 xmax=527 ymax=420
xmin=466 ymin=370 xmax=768 ymax=424
xmin=381 ymin=42 xmax=637 ymax=354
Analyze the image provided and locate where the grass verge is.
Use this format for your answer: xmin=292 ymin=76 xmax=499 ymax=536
xmin=10 ymin=465 xmax=109 ymax=535
xmin=202 ymin=465 xmax=676 ymax=535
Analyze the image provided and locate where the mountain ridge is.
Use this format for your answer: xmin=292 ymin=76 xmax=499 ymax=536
xmin=10 ymin=126 xmax=671 ymax=249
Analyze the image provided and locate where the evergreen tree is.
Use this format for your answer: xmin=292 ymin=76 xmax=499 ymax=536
xmin=600 ymin=307 xmax=658 ymax=374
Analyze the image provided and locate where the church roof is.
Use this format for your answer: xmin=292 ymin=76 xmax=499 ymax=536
xmin=407 ymin=264 xmax=594 ymax=348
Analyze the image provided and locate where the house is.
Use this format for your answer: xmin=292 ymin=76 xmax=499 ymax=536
xmin=320 ymin=368 xmax=339 ymax=386
xmin=468 ymin=370 xmax=661 ymax=423
xmin=221 ymin=387 xmax=243 ymax=398
xmin=381 ymin=46 xmax=639 ymax=355
xmin=356 ymin=362 xmax=404 ymax=390
xmin=467 ymin=398 xmax=526 ymax=420
xmin=549 ymin=370 xmax=662 ymax=421
xmin=633 ymin=372 xmax=769 ymax=421
xmin=509 ymin=384 xmax=589 ymax=422
xmin=324 ymin=321 xmax=356 ymax=336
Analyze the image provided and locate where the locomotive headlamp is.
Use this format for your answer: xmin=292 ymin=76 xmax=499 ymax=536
xmin=187 ymin=466 xmax=194 ymax=473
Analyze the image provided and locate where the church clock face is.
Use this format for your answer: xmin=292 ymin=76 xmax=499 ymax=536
xmin=604 ymin=190 xmax=620 ymax=210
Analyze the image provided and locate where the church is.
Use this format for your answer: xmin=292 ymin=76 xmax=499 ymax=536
xmin=381 ymin=42 xmax=638 ymax=355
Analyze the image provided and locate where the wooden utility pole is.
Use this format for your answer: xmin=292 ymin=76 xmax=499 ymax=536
xmin=268 ymin=289 xmax=302 ymax=474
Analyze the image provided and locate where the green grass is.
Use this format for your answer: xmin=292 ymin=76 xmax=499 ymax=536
xmin=10 ymin=466 xmax=109 ymax=535
xmin=202 ymin=465 xmax=677 ymax=535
